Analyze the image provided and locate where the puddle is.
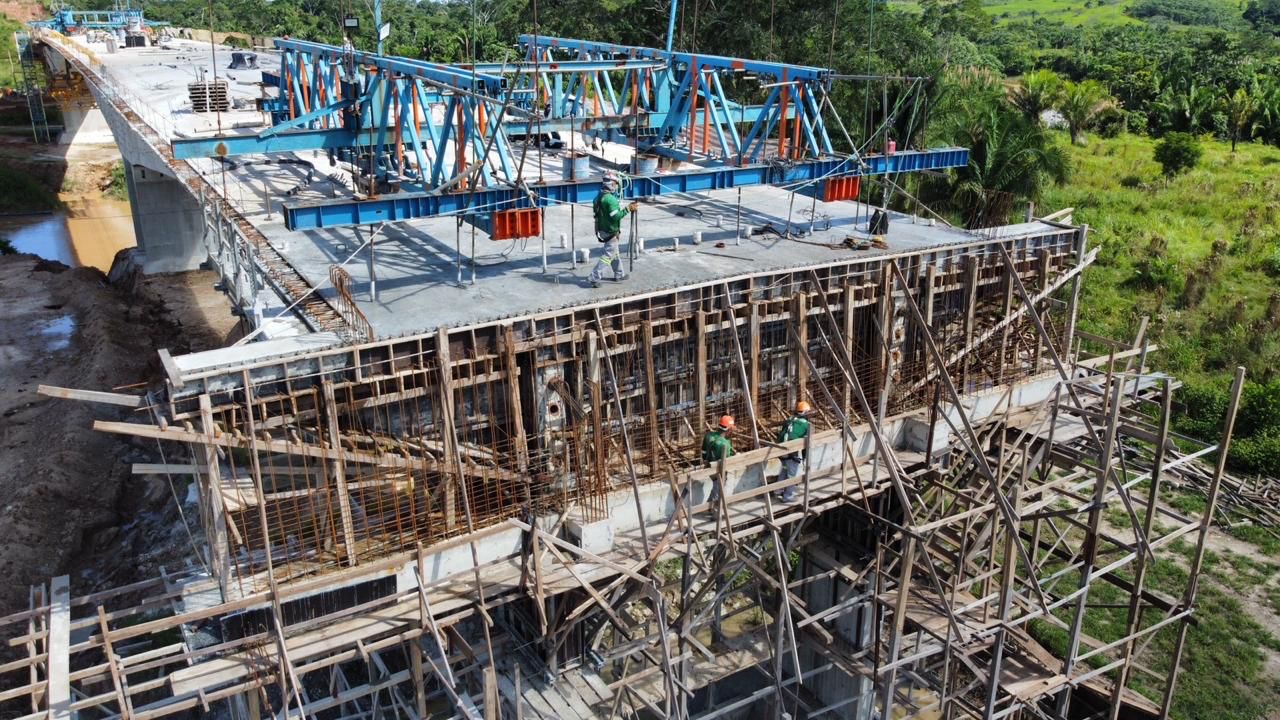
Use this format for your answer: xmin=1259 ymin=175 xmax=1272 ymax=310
xmin=0 ymin=213 xmax=76 ymax=266
xmin=0 ymin=197 xmax=136 ymax=271
xmin=37 ymin=314 xmax=76 ymax=351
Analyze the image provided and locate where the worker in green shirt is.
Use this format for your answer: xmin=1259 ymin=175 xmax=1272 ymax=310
xmin=589 ymin=171 xmax=638 ymax=288
xmin=701 ymin=415 xmax=735 ymax=508
xmin=775 ymin=400 xmax=812 ymax=503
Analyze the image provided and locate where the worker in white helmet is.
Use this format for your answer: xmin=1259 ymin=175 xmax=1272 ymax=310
xmin=589 ymin=172 xmax=637 ymax=288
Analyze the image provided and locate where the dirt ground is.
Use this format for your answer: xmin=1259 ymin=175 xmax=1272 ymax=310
xmin=0 ymin=253 xmax=239 ymax=616
xmin=0 ymin=136 xmax=122 ymax=195
xmin=0 ymin=1 xmax=42 ymax=23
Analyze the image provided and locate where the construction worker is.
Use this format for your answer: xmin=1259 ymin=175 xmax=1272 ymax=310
xmin=589 ymin=172 xmax=638 ymax=288
xmin=701 ymin=415 xmax=735 ymax=508
xmin=775 ymin=400 xmax=812 ymax=503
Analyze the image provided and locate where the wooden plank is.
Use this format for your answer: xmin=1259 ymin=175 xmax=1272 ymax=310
xmin=131 ymin=463 xmax=205 ymax=475
xmin=747 ymin=300 xmax=761 ymax=440
xmin=198 ymin=394 xmax=234 ymax=591
xmin=321 ymin=381 xmax=359 ymax=565
xmin=497 ymin=670 xmax=544 ymax=720
xmin=502 ymin=324 xmax=530 ymax=472
xmin=641 ymin=321 xmax=661 ymax=471
xmin=564 ymin=672 xmax=606 ymax=707
xmin=157 ymin=349 xmax=184 ymax=389
xmin=484 ymin=665 xmax=499 ymax=720
xmin=962 ymin=256 xmax=978 ymax=389
xmin=794 ymin=293 xmax=808 ymax=403
xmin=580 ymin=671 xmax=614 ymax=702
xmin=47 ymin=576 xmax=71 ymax=720
xmin=93 ymin=420 xmax=523 ymax=480
xmin=842 ymin=282 xmax=856 ymax=423
xmin=37 ymin=385 xmax=142 ymax=408
xmin=436 ymin=329 xmax=459 ymax=532
xmin=997 ymin=267 xmax=1015 ymax=384
xmin=695 ymin=311 xmax=707 ymax=432
xmin=555 ymin=679 xmax=596 ymax=720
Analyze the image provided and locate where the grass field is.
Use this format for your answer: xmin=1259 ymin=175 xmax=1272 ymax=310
xmin=2 ymin=14 xmax=25 ymax=91
xmin=1025 ymin=131 xmax=1280 ymax=716
xmin=889 ymin=0 xmax=1140 ymax=24
xmin=980 ymin=0 xmax=1139 ymax=24
xmin=1038 ymin=133 xmax=1280 ymax=389
xmin=891 ymin=0 xmax=1240 ymax=26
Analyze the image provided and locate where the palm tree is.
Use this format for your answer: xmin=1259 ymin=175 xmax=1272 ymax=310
xmin=950 ymin=106 xmax=1071 ymax=227
xmin=1153 ymin=78 xmax=1217 ymax=135
xmin=1057 ymin=79 xmax=1116 ymax=145
xmin=1221 ymin=86 xmax=1258 ymax=152
xmin=1254 ymin=80 xmax=1280 ymax=146
xmin=1010 ymin=69 xmax=1064 ymax=126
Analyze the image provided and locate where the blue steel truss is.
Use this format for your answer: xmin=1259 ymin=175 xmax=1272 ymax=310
xmin=30 ymin=8 xmax=168 ymax=33
xmin=284 ymin=149 xmax=968 ymax=230
xmin=518 ymin=35 xmax=836 ymax=163
xmin=167 ymin=35 xmax=969 ymax=232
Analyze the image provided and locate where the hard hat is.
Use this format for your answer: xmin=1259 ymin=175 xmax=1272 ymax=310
xmin=718 ymin=415 xmax=735 ymax=430
xmin=601 ymin=171 xmax=619 ymax=188
xmin=795 ymin=400 xmax=811 ymax=414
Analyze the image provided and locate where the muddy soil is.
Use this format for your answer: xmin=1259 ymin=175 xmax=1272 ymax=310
xmin=0 ymin=253 xmax=239 ymax=616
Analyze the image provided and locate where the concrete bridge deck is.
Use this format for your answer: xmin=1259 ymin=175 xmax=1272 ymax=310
xmin=38 ymin=31 xmax=1064 ymax=342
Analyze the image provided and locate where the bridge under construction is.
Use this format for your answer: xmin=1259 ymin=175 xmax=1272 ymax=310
xmin=0 ymin=15 xmax=1249 ymax=720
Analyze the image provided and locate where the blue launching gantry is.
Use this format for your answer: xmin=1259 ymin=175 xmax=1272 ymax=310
xmin=170 ymin=35 xmax=968 ymax=232
xmin=30 ymin=7 xmax=167 ymax=34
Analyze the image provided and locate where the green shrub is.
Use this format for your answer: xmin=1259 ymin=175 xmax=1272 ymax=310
xmin=1259 ymin=245 xmax=1280 ymax=277
xmin=1155 ymin=132 xmax=1203 ymax=179
xmin=105 ymin=161 xmax=129 ymax=201
xmin=1128 ymin=255 xmax=1181 ymax=292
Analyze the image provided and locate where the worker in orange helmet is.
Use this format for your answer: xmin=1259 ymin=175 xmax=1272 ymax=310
xmin=775 ymin=400 xmax=812 ymax=503
xmin=701 ymin=414 xmax=735 ymax=510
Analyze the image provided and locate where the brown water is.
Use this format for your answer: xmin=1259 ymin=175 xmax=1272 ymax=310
xmin=0 ymin=196 xmax=136 ymax=271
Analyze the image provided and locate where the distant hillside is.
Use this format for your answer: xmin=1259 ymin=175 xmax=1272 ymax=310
xmin=981 ymin=0 xmax=1138 ymax=25
xmin=0 ymin=1 xmax=44 ymax=24
xmin=892 ymin=0 xmax=1245 ymax=27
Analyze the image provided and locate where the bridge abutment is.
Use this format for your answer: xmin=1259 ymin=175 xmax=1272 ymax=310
xmin=87 ymin=74 xmax=207 ymax=273
xmin=121 ymin=163 xmax=206 ymax=273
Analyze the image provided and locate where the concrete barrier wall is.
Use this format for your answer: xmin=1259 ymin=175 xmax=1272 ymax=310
xmin=174 ymin=28 xmax=271 ymax=50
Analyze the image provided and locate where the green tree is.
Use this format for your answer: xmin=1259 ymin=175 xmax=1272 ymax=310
xmin=1057 ymin=79 xmax=1116 ymax=144
xmin=1220 ymin=86 xmax=1257 ymax=151
xmin=1010 ymin=69 xmax=1064 ymax=125
xmin=1153 ymin=131 xmax=1202 ymax=180
xmin=1244 ymin=0 xmax=1280 ymax=34
xmin=1254 ymin=79 xmax=1280 ymax=145
xmin=1151 ymin=77 xmax=1216 ymax=134
xmin=930 ymin=70 xmax=1069 ymax=226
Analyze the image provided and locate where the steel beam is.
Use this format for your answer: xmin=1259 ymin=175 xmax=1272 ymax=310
xmin=171 ymin=104 xmax=798 ymax=160
xmin=461 ymin=59 xmax=668 ymax=74
xmin=281 ymin=147 xmax=968 ymax=230
xmin=274 ymin=38 xmax=507 ymax=94
xmin=521 ymin=35 xmax=833 ymax=82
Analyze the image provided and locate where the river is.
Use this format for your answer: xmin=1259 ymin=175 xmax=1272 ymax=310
xmin=0 ymin=195 xmax=137 ymax=271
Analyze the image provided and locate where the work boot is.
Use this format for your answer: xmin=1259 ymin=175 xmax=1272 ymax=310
xmin=614 ymin=273 xmax=627 ymax=282
xmin=780 ymin=490 xmax=798 ymax=503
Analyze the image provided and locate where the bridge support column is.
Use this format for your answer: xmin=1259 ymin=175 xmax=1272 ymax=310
xmin=55 ymin=99 xmax=112 ymax=145
xmin=124 ymin=164 xmax=206 ymax=273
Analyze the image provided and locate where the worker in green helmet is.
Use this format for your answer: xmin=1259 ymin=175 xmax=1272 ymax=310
xmin=701 ymin=414 xmax=736 ymax=510
xmin=589 ymin=171 xmax=638 ymax=288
